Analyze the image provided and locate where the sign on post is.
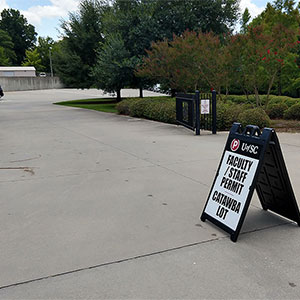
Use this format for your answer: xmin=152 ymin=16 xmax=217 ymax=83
xmin=201 ymin=123 xmax=300 ymax=242
xmin=201 ymin=99 xmax=210 ymax=114
xmin=176 ymin=91 xmax=217 ymax=135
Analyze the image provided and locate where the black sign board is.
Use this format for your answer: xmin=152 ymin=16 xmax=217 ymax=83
xmin=201 ymin=123 xmax=300 ymax=242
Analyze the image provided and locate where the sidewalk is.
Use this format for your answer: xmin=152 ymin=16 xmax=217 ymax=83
xmin=0 ymin=89 xmax=299 ymax=299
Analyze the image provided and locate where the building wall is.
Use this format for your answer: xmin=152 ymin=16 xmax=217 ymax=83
xmin=0 ymin=70 xmax=36 ymax=77
xmin=14 ymin=70 xmax=36 ymax=77
xmin=0 ymin=77 xmax=63 ymax=91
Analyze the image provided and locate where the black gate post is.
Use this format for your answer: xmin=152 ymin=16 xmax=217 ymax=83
xmin=195 ymin=90 xmax=200 ymax=135
xmin=212 ymin=90 xmax=217 ymax=134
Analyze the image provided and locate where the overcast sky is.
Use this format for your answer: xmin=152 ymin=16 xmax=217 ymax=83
xmin=0 ymin=0 xmax=296 ymax=40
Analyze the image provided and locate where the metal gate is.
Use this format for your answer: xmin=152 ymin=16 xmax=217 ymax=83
xmin=176 ymin=90 xmax=216 ymax=135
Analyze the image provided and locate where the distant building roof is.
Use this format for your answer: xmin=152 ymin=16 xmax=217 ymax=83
xmin=0 ymin=66 xmax=36 ymax=71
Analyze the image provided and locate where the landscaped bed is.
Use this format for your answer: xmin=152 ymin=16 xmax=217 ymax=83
xmin=54 ymin=95 xmax=300 ymax=132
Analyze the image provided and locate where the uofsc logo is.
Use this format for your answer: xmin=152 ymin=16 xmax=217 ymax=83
xmin=230 ymin=138 xmax=259 ymax=155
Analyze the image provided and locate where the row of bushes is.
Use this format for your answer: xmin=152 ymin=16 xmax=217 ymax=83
xmin=224 ymin=94 xmax=300 ymax=121
xmin=266 ymin=102 xmax=300 ymax=119
xmin=216 ymin=102 xmax=271 ymax=130
xmin=116 ymin=95 xmax=300 ymax=131
xmin=224 ymin=94 xmax=300 ymax=107
xmin=116 ymin=97 xmax=176 ymax=124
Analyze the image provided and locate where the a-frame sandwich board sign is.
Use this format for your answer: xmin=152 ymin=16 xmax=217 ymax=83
xmin=201 ymin=123 xmax=300 ymax=242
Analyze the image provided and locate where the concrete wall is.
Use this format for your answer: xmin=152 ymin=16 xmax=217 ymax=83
xmin=0 ymin=77 xmax=63 ymax=91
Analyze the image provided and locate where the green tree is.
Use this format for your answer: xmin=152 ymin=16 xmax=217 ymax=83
xmin=104 ymin=0 xmax=240 ymax=56
xmin=52 ymin=39 xmax=90 ymax=88
xmin=249 ymin=1 xmax=300 ymax=96
xmin=93 ymin=34 xmax=137 ymax=101
xmin=56 ymin=0 xmax=240 ymax=89
xmin=57 ymin=0 xmax=109 ymax=87
xmin=194 ymin=32 xmax=231 ymax=96
xmin=0 ymin=47 xmax=10 ymax=65
xmin=0 ymin=9 xmax=37 ymax=65
xmin=137 ymin=31 xmax=229 ymax=95
xmin=137 ymin=37 xmax=194 ymax=95
xmin=240 ymin=8 xmax=251 ymax=33
xmin=251 ymin=1 xmax=300 ymax=32
xmin=102 ymin=0 xmax=160 ymax=96
xmin=22 ymin=48 xmax=44 ymax=71
xmin=280 ymin=52 xmax=300 ymax=97
xmin=0 ymin=29 xmax=16 ymax=64
xmin=229 ymin=24 xmax=298 ymax=106
xmin=102 ymin=0 xmax=240 ymax=95
xmin=150 ymin=0 xmax=240 ymax=39
xmin=36 ymin=37 xmax=55 ymax=74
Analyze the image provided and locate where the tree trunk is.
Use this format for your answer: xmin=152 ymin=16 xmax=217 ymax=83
xmin=139 ymin=87 xmax=143 ymax=98
xmin=266 ymin=73 xmax=276 ymax=108
xmin=277 ymin=68 xmax=282 ymax=96
xmin=217 ymin=88 xmax=223 ymax=101
xmin=171 ymin=89 xmax=176 ymax=98
xmin=243 ymin=89 xmax=249 ymax=102
xmin=116 ymin=89 xmax=121 ymax=102
xmin=254 ymin=87 xmax=260 ymax=107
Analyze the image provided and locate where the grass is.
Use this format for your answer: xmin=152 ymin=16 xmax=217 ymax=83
xmin=54 ymin=96 xmax=171 ymax=114
xmin=54 ymin=98 xmax=118 ymax=113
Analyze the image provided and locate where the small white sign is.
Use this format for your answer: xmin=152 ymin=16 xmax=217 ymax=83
xmin=201 ymin=99 xmax=210 ymax=114
xmin=204 ymin=150 xmax=259 ymax=230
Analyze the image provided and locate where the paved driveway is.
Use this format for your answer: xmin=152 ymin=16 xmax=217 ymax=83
xmin=1 ymin=89 xmax=300 ymax=298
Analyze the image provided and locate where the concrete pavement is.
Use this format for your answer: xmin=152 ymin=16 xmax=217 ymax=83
xmin=0 ymin=89 xmax=300 ymax=299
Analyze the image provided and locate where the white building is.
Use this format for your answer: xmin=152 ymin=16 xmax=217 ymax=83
xmin=0 ymin=66 xmax=36 ymax=77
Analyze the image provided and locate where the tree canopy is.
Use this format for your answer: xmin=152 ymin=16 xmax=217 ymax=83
xmin=36 ymin=37 xmax=55 ymax=74
xmin=0 ymin=8 xmax=37 ymax=65
xmin=22 ymin=48 xmax=44 ymax=71
xmin=3 ymin=0 xmax=299 ymax=102
xmin=55 ymin=0 xmax=240 ymax=90
xmin=93 ymin=34 xmax=137 ymax=100
xmin=0 ymin=28 xmax=16 ymax=64
xmin=55 ymin=0 xmax=109 ymax=87
xmin=52 ymin=39 xmax=90 ymax=88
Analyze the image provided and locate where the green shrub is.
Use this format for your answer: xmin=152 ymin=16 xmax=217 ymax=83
xmin=216 ymin=102 xmax=247 ymax=130
xmin=224 ymin=95 xmax=256 ymax=105
xmin=238 ymin=108 xmax=271 ymax=128
xmin=116 ymin=98 xmax=140 ymax=115
xmin=267 ymin=96 xmax=285 ymax=106
xmin=130 ymin=99 xmax=149 ymax=117
xmin=268 ymin=96 xmax=300 ymax=107
xmin=284 ymin=98 xmax=299 ymax=107
xmin=266 ymin=103 xmax=288 ymax=119
xmin=116 ymin=97 xmax=176 ymax=124
xmin=283 ymin=103 xmax=300 ymax=120
xmin=116 ymin=96 xmax=280 ymax=130
xmin=147 ymin=99 xmax=176 ymax=123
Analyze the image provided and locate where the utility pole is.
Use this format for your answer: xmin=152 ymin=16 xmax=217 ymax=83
xmin=49 ymin=48 xmax=53 ymax=77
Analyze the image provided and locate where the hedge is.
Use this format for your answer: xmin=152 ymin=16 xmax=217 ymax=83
xmin=284 ymin=103 xmax=300 ymax=120
xmin=216 ymin=102 xmax=248 ymax=130
xmin=238 ymin=108 xmax=271 ymax=128
xmin=224 ymin=94 xmax=300 ymax=107
xmin=266 ymin=103 xmax=289 ymax=119
xmin=116 ymin=97 xmax=176 ymax=124
xmin=116 ymin=95 xmax=298 ymax=131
